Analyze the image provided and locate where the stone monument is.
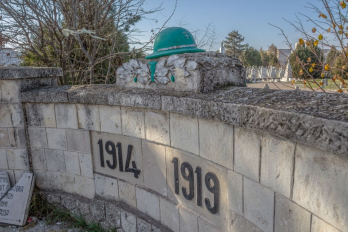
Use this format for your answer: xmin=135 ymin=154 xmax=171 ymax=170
xmin=220 ymin=41 xmax=225 ymax=54
xmin=270 ymin=66 xmax=278 ymax=79
xmin=0 ymin=171 xmax=10 ymax=199
xmin=246 ymin=67 xmax=251 ymax=79
xmin=282 ymin=61 xmax=293 ymax=82
xmin=278 ymin=67 xmax=285 ymax=79
xmin=250 ymin=66 xmax=258 ymax=82
xmin=259 ymin=66 xmax=267 ymax=80
xmin=0 ymin=173 xmax=35 ymax=226
xmin=116 ymin=27 xmax=246 ymax=93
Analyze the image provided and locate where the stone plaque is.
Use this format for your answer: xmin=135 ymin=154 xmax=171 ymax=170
xmin=0 ymin=171 xmax=11 ymax=200
xmin=91 ymin=131 xmax=143 ymax=186
xmin=166 ymin=147 xmax=229 ymax=231
xmin=0 ymin=173 xmax=35 ymax=226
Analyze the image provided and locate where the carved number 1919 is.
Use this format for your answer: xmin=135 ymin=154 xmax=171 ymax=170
xmin=172 ymin=158 xmax=220 ymax=214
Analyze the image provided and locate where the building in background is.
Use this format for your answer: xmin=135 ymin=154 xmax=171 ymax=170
xmin=277 ymin=48 xmax=331 ymax=68
xmin=0 ymin=48 xmax=21 ymax=66
xmin=0 ymin=33 xmax=21 ymax=66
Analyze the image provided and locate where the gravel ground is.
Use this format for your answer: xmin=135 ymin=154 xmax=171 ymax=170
xmin=0 ymin=221 xmax=74 ymax=232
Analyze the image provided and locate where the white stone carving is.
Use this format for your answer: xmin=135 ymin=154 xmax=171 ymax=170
xmin=282 ymin=62 xmax=293 ymax=81
xmin=260 ymin=67 xmax=267 ymax=79
xmin=0 ymin=173 xmax=35 ymax=226
xmin=0 ymin=171 xmax=10 ymax=200
xmin=117 ymin=57 xmax=197 ymax=85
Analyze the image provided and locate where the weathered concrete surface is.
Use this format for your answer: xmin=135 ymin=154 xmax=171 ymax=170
xmin=0 ymin=67 xmax=62 ymax=79
xmin=293 ymin=144 xmax=348 ymax=231
xmin=234 ymin=128 xmax=261 ymax=182
xmin=274 ymin=194 xmax=311 ymax=232
xmin=21 ymin=85 xmax=348 ymax=156
xmin=244 ymin=178 xmax=274 ymax=232
xmin=261 ymin=134 xmax=295 ymax=198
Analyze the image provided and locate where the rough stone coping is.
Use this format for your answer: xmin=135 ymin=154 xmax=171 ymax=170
xmin=21 ymin=85 xmax=348 ymax=156
xmin=0 ymin=67 xmax=63 ymax=79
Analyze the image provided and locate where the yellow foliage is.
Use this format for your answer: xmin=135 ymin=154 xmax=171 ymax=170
xmin=325 ymin=64 xmax=330 ymax=70
xmin=309 ymin=67 xmax=314 ymax=73
xmin=327 ymin=27 xmax=331 ymax=33
xmin=318 ymin=34 xmax=323 ymax=40
xmin=340 ymin=1 xmax=347 ymax=9
xmin=338 ymin=89 xmax=343 ymax=93
xmin=321 ymin=73 xmax=325 ymax=78
xmin=307 ymin=57 xmax=311 ymax=62
xmin=339 ymin=30 xmax=344 ymax=34
xmin=339 ymin=25 xmax=344 ymax=30
xmin=320 ymin=13 xmax=327 ymax=18
xmin=312 ymin=28 xmax=317 ymax=33
xmin=314 ymin=40 xmax=319 ymax=46
xmin=312 ymin=63 xmax=316 ymax=68
xmin=299 ymin=38 xmax=304 ymax=45
xmin=291 ymin=79 xmax=295 ymax=85
xmin=299 ymin=69 xmax=304 ymax=75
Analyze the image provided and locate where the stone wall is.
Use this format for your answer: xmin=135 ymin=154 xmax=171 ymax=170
xmin=0 ymin=67 xmax=347 ymax=232
xmin=0 ymin=67 xmax=61 ymax=186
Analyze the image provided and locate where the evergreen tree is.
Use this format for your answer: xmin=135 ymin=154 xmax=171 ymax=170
xmin=260 ymin=51 xmax=270 ymax=66
xmin=331 ymin=53 xmax=348 ymax=77
xmin=268 ymin=44 xmax=278 ymax=56
xmin=326 ymin=47 xmax=340 ymax=66
xmin=240 ymin=47 xmax=262 ymax=67
xmin=268 ymin=53 xmax=279 ymax=67
xmin=224 ymin=30 xmax=249 ymax=58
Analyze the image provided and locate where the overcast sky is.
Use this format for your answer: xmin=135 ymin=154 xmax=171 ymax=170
xmin=135 ymin=0 xmax=324 ymax=51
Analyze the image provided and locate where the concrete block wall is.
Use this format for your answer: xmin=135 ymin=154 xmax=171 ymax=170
xmin=0 ymin=67 xmax=61 ymax=186
xmin=20 ymin=102 xmax=347 ymax=232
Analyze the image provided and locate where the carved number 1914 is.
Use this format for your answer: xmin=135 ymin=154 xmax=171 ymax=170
xmin=98 ymin=139 xmax=141 ymax=178
xmin=172 ymin=158 xmax=220 ymax=214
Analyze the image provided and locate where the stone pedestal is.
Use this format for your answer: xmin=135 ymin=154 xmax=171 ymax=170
xmin=116 ymin=52 xmax=246 ymax=93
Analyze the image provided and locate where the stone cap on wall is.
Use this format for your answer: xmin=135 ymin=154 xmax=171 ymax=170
xmin=0 ymin=67 xmax=63 ymax=80
xmin=21 ymin=85 xmax=348 ymax=157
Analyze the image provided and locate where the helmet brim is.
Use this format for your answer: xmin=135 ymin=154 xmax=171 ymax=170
xmin=145 ymin=47 xmax=206 ymax=59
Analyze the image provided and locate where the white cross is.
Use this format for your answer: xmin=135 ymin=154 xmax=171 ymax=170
xmin=183 ymin=32 xmax=190 ymax=39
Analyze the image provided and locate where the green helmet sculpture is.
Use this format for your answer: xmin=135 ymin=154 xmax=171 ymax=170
xmin=146 ymin=27 xmax=206 ymax=59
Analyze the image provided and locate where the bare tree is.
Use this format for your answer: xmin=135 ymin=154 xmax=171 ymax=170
xmin=270 ymin=0 xmax=348 ymax=92
xmin=0 ymin=0 xmax=176 ymax=84
xmin=175 ymin=19 xmax=220 ymax=52
xmin=191 ymin=22 xmax=219 ymax=51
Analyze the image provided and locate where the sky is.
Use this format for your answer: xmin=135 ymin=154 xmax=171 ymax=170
xmin=135 ymin=0 xmax=323 ymax=51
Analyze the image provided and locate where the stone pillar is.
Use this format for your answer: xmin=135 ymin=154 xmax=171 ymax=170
xmin=0 ymin=67 xmax=62 ymax=185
